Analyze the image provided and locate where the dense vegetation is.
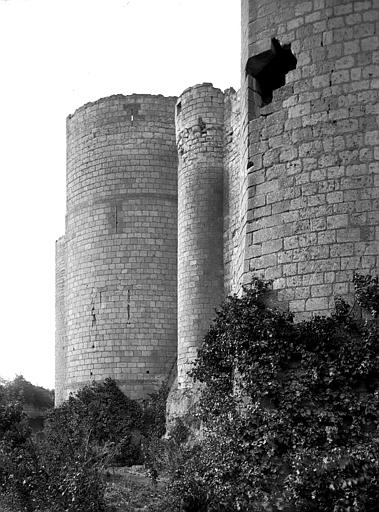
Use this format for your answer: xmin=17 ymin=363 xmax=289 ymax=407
xmin=0 ymin=376 xmax=54 ymax=411
xmin=163 ymin=275 xmax=379 ymax=511
xmin=0 ymin=274 xmax=377 ymax=511
xmin=0 ymin=378 xmax=166 ymax=511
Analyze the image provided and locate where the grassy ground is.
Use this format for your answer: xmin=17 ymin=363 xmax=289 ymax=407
xmin=105 ymin=466 xmax=168 ymax=512
xmin=0 ymin=467 xmax=166 ymax=512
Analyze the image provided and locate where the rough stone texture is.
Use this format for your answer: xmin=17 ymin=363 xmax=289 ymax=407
xmin=241 ymin=0 xmax=379 ymax=319
xmin=56 ymin=0 xmax=379 ymax=404
xmin=56 ymin=95 xmax=178 ymax=404
xmin=224 ymin=89 xmax=244 ymax=295
xmin=176 ymin=84 xmax=225 ymax=388
xmin=55 ymin=236 xmax=66 ymax=405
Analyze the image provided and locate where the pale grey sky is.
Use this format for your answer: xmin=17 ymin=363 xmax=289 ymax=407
xmin=0 ymin=0 xmax=240 ymax=389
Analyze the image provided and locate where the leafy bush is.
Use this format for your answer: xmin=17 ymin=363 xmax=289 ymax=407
xmin=2 ymin=275 xmax=378 ymax=511
xmin=165 ymin=276 xmax=379 ymax=511
xmin=141 ymin=381 xmax=171 ymax=481
xmin=0 ymin=401 xmax=41 ymax=512
xmin=46 ymin=379 xmax=144 ymax=465
xmin=0 ymin=376 xmax=171 ymax=511
xmin=1 ymin=376 xmax=54 ymax=411
xmin=353 ymin=273 xmax=379 ymax=318
xmin=0 ymin=387 xmax=109 ymax=511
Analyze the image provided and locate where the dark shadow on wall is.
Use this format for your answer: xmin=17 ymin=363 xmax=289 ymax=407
xmin=246 ymin=37 xmax=297 ymax=106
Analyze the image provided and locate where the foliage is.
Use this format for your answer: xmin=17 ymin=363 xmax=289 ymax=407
xmin=0 ymin=401 xmax=40 ymax=512
xmin=165 ymin=276 xmax=379 ymax=511
xmin=0 ymin=385 xmax=110 ymax=511
xmin=0 ymin=376 xmax=54 ymax=411
xmin=142 ymin=380 xmax=170 ymax=440
xmin=46 ymin=379 xmax=144 ymax=465
xmin=353 ymin=273 xmax=379 ymax=318
xmin=141 ymin=381 xmax=171 ymax=481
xmin=0 ymin=376 xmax=172 ymax=511
xmin=105 ymin=468 xmax=167 ymax=512
xmin=2 ymin=275 xmax=378 ymax=511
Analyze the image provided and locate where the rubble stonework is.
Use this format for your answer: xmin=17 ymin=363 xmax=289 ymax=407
xmin=56 ymin=0 xmax=379 ymax=404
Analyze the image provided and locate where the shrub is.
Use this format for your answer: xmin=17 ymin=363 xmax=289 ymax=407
xmin=46 ymin=379 xmax=144 ymax=465
xmin=1 ymin=376 xmax=54 ymax=411
xmin=0 ymin=379 xmax=150 ymax=511
xmin=166 ymin=276 xmax=379 ymax=511
xmin=0 ymin=401 xmax=42 ymax=512
xmin=0 ymin=392 xmax=108 ymax=512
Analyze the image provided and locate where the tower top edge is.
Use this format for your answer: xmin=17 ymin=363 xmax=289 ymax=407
xmin=224 ymin=87 xmax=240 ymax=98
xmin=67 ymin=93 xmax=178 ymax=121
xmin=177 ymin=83 xmax=226 ymax=102
xmin=55 ymin=235 xmax=65 ymax=245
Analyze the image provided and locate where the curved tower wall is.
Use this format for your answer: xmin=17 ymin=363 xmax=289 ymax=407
xmin=176 ymin=84 xmax=225 ymax=388
xmin=55 ymin=236 xmax=66 ymax=405
xmin=56 ymin=1 xmax=379 ymax=404
xmin=58 ymin=94 xmax=178 ymax=403
xmin=241 ymin=0 xmax=379 ymax=318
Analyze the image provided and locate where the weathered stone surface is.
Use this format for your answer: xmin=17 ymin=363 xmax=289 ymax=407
xmin=56 ymin=0 xmax=379 ymax=404
xmin=176 ymin=84 xmax=225 ymax=388
xmin=56 ymin=95 xmax=178 ymax=404
xmin=241 ymin=0 xmax=379 ymax=316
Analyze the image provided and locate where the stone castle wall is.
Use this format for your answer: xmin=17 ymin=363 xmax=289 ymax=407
xmin=223 ymin=88 xmax=243 ymax=295
xmin=56 ymin=94 xmax=178 ymax=403
xmin=176 ymin=84 xmax=225 ymax=388
xmin=241 ymin=0 xmax=379 ymax=318
xmin=56 ymin=0 xmax=378 ymax=404
xmin=55 ymin=236 xmax=66 ymax=404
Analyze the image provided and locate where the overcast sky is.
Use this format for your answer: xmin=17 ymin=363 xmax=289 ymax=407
xmin=0 ymin=0 xmax=240 ymax=389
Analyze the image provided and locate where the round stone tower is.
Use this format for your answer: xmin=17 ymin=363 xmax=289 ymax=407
xmin=55 ymin=236 xmax=66 ymax=405
xmin=176 ymin=84 xmax=225 ymax=388
xmin=241 ymin=0 xmax=379 ymax=318
xmin=55 ymin=94 xmax=178 ymax=404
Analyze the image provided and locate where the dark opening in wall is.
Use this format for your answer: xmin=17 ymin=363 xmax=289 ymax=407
xmin=127 ymin=289 xmax=131 ymax=324
xmin=91 ymin=304 xmax=96 ymax=326
xmin=198 ymin=116 xmax=207 ymax=136
xmin=246 ymin=38 xmax=297 ymax=106
xmin=176 ymin=102 xmax=182 ymax=115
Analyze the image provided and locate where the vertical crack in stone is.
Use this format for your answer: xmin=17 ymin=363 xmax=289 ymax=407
xmin=127 ymin=289 xmax=131 ymax=324
xmin=114 ymin=205 xmax=118 ymax=234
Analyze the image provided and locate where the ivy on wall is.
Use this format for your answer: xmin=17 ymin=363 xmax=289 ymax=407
xmin=168 ymin=275 xmax=379 ymax=511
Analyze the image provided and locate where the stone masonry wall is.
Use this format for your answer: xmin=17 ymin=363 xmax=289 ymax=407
xmin=241 ymin=0 xmax=379 ymax=318
xmin=57 ymin=94 xmax=178 ymax=403
xmin=55 ymin=236 xmax=66 ymax=405
xmin=238 ymin=0 xmax=263 ymax=299
xmin=176 ymin=84 xmax=225 ymax=388
xmin=56 ymin=0 xmax=379 ymax=404
xmin=223 ymin=88 xmax=243 ymax=294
